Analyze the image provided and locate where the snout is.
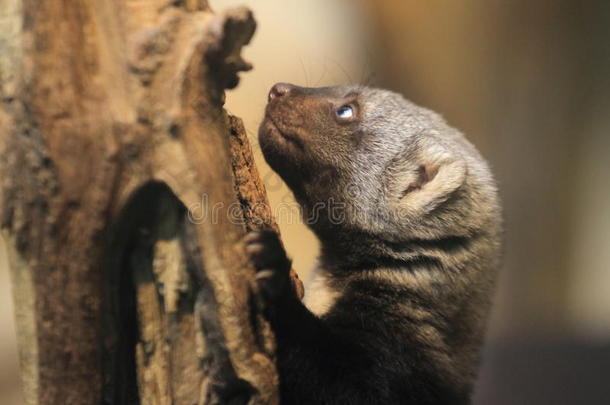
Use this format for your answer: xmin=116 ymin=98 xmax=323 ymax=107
xmin=268 ymin=82 xmax=297 ymax=101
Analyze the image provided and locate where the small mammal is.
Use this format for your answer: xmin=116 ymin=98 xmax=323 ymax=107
xmin=246 ymin=83 xmax=502 ymax=405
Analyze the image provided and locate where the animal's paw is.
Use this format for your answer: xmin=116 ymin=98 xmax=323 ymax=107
xmin=244 ymin=230 xmax=292 ymax=301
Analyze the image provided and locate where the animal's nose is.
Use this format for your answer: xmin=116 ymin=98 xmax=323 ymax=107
xmin=268 ymin=82 xmax=295 ymax=101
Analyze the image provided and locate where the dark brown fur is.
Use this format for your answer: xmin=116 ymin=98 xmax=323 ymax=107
xmin=247 ymin=83 xmax=502 ymax=405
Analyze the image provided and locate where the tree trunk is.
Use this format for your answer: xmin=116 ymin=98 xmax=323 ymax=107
xmin=0 ymin=1 xmax=292 ymax=404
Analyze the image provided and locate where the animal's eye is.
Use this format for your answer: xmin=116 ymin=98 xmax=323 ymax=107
xmin=335 ymin=104 xmax=354 ymax=120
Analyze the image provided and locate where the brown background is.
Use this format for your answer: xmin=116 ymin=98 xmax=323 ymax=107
xmin=1 ymin=0 xmax=609 ymax=403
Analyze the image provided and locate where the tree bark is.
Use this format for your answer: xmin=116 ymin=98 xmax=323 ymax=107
xmin=0 ymin=1 xmax=286 ymax=404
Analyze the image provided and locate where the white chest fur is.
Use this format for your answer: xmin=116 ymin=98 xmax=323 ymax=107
xmin=303 ymin=270 xmax=341 ymax=317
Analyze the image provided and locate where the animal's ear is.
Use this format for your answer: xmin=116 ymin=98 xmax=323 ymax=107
xmin=391 ymin=146 xmax=467 ymax=217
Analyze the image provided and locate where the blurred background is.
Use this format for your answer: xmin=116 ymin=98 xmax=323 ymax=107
xmin=1 ymin=0 xmax=609 ymax=403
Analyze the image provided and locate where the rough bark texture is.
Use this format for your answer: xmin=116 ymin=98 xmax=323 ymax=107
xmin=0 ymin=1 xmax=282 ymax=404
xmin=227 ymin=116 xmax=304 ymax=300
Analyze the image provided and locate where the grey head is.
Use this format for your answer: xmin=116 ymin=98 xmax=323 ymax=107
xmin=258 ymin=83 xmax=501 ymax=262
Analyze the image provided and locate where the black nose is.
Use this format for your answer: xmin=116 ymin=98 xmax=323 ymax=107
xmin=268 ymin=82 xmax=294 ymax=101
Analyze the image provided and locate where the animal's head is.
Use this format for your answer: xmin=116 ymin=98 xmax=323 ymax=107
xmin=259 ymin=83 xmax=500 ymax=252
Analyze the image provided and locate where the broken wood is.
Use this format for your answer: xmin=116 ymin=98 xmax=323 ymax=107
xmin=0 ymin=1 xmax=286 ymax=403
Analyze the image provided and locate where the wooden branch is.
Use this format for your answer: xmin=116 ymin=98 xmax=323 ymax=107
xmin=0 ymin=1 xmax=280 ymax=404
xmin=227 ymin=116 xmax=304 ymax=299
